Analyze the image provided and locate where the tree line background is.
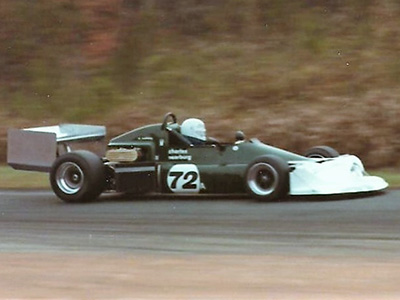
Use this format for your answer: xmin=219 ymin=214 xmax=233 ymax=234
xmin=1 ymin=0 xmax=400 ymax=167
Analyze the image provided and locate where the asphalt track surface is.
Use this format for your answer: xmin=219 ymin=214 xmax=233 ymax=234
xmin=0 ymin=189 xmax=399 ymax=299
xmin=0 ymin=190 xmax=399 ymax=257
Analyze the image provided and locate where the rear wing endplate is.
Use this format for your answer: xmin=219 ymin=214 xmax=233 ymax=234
xmin=7 ymin=124 xmax=106 ymax=172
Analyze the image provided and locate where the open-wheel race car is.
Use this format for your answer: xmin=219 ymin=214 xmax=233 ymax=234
xmin=8 ymin=112 xmax=388 ymax=202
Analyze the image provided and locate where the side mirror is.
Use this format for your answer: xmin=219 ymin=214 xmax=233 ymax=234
xmin=235 ymin=131 xmax=245 ymax=143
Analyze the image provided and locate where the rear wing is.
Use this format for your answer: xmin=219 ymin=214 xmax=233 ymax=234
xmin=7 ymin=124 xmax=106 ymax=172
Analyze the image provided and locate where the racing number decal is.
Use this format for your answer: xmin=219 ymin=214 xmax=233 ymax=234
xmin=169 ymin=171 xmax=198 ymax=189
xmin=167 ymin=164 xmax=200 ymax=193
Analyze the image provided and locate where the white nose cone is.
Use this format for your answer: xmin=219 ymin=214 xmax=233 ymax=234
xmin=289 ymin=155 xmax=389 ymax=195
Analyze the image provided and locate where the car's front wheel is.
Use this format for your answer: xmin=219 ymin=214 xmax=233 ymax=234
xmin=304 ymin=146 xmax=339 ymax=159
xmin=50 ymin=150 xmax=105 ymax=203
xmin=245 ymin=155 xmax=289 ymax=201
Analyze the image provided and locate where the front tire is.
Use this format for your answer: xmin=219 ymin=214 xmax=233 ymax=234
xmin=245 ymin=155 xmax=289 ymax=201
xmin=50 ymin=150 xmax=105 ymax=203
xmin=304 ymin=146 xmax=339 ymax=159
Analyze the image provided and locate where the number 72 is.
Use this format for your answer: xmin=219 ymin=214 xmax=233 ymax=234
xmin=167 ymin=164 xmax=201 ymax=193
xmin=169 ymin=171 xmax=198 ymax=189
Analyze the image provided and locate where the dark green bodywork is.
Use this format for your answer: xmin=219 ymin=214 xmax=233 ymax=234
xmin=107 ymin=123 xmax=309 ymax=194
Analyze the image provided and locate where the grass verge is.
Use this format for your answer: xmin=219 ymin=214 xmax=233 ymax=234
xmin=0 ymin=165 xmax=399 ymax=190
xmin=0 ymin=166 xmax=49 ymax=189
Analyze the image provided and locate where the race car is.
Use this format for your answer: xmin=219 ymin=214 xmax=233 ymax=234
xmin=7 ymin=112 xmax=388 ymax=202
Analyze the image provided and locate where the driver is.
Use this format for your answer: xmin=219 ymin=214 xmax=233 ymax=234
xmin=181 ymin=118 xmax=206 ymax=145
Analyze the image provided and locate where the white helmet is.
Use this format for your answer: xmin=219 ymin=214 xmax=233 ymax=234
xmin=181 ymin=118 xmax=206 ymax=141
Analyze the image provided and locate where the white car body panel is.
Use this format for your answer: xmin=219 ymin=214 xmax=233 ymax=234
xmin=289 ymin=155 xmax=388 ymax=195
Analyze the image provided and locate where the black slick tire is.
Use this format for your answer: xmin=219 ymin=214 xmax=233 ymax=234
xmin=304 ymin=146 xmax=339 ymax=159
xmin=50 ymin=150 xmax=105 ymax=203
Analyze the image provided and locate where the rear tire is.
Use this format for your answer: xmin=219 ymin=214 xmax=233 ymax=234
xmin=304 ymin=146 xmax=339 ymax=159
xmin=245 ymin=155 xmax=289 ymax=201
xmin=50 ymin=150 xmax=105 ymax=203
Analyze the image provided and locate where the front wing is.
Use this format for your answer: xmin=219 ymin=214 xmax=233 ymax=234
xmin=289 ymin=155 xmax=388 ymax=195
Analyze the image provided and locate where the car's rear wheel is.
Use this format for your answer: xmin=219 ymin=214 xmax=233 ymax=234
xmin=50 ymin=150 xmax=105 ymax=203
xmin=245 ymin=155 xmax=289 ymax=201
xmin=304 ymin=146 xmax=339 ymax=159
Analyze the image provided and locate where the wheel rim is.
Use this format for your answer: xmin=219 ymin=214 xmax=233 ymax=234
xmin=247 ymin=163 xmax=279 ymax=196
xmin=56 ymin=162 xmax=84 ymax=195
